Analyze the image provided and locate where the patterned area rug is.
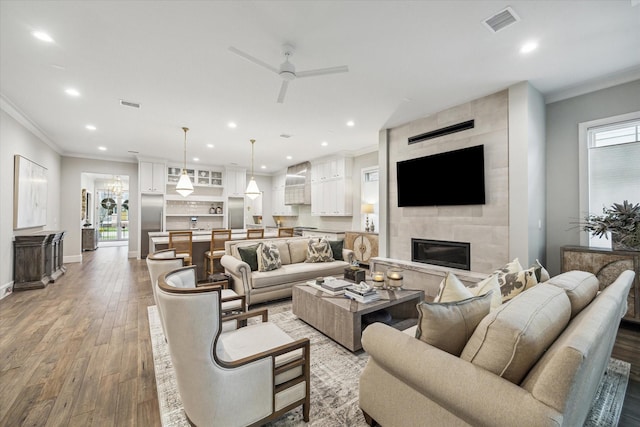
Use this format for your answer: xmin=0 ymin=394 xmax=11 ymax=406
xmin=148 ymin=304 xmax=630 ymax=426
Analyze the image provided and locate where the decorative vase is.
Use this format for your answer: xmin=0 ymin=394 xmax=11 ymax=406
xmin=612 ymin=233 xmax=640 ymax=252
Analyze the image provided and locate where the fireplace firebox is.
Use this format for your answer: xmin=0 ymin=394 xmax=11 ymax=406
xmin=411 ymin=239 xmax=471 ymax=270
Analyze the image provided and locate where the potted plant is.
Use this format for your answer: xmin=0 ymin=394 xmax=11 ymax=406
xmin=582 ymin=200 xmax=640 ymax=251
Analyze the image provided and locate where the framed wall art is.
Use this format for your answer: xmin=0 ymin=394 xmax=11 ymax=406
xmin=13 ymin=155 xmax=48 ymax=229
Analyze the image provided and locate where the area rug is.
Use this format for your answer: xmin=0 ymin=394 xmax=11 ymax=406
xmin=148 ymin=304 xmax=630 ymax=426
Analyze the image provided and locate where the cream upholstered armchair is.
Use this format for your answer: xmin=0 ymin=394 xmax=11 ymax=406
xmin=157 ymin=266 xmax=311 ymax=427
xmin=146 ymin=252 xmax=245 ymax=339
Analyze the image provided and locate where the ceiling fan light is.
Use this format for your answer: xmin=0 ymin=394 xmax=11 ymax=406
xmin=176 ymin=172 xmax=193 ymax=197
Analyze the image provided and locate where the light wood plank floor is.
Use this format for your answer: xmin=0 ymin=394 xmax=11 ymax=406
xmin=0 ymin=246 xmax=639 ymax=426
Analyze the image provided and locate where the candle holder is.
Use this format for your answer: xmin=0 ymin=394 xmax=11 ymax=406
xmin=371 ymin=271 xmax=385 ymax=289
xmin=385 ymin=268 xmax=403 ymax=290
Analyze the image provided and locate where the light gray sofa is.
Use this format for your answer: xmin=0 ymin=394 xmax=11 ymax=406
xmin=221 ymin=236 xmax=354 ymax=306
xmin=359 ymin=269 xmax=635 ymax=427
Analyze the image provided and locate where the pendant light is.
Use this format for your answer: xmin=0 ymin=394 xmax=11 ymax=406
xmin=245 ymin=139 xmax=261 ymax=200
xmin=176 ymin=127 xmax=194 ymax=197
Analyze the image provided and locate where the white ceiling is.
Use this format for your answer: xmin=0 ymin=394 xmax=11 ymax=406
xmin=2 ymin=1 xmax=639 ymax=174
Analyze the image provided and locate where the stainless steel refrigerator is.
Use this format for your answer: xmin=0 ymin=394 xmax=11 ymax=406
xmin=141 ymin=193 xmax=164 ymax=258
xmin=227 ymin=197 xmax=244 ymax=230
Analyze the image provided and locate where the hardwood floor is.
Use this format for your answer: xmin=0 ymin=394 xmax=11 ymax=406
xmin=0 ymin=246 xmax=639 ymax=426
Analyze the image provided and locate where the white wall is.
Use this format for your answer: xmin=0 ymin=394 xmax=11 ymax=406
xmin=508 ymin=82 xmax=547 ymax=267
xmin=546 ymin=79 xmax=640 ymax=275
xmin=0 ymin=108 xmax=61 ymax=293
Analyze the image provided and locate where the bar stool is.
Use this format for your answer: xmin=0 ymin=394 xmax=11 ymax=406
xmin=278 ymin=227 xmax=294 ymax=237
xmin=246 ymin=228 xmax=264 ymax=239
xmin=205 ymin=229 xmax=232 ymax=276
xmin=168 ymin=231 xmax=193 ymax=266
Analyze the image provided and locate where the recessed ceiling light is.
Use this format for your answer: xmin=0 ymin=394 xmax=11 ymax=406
xmin=228 ymin=122 xmax=237 ymax=128
xmin=85 ymin=124 xmax=96 ymax=131
xmin=98 ymin=146 xmax=107 ymax=151
xmin=260 ymin=165 xmax=266 ymax=169
xmin=520 ymin=41 xmax=538 ymax=54
xmin=206 ymin=143 xmax=214 ymax=148
xmin=346 ymin=120 xmax=355 ymax=127
xmin=193 ymin=157 xmax=200 ymax=162
xmin=65 ymin=88 xmax=80 ymax=97
xmin=32 ymin=31 xmax=54 ymax=43
xmin=286 ymin=155 xmax=292 ymax=160
xmin=321 ymin=141 xmax=328 ymax=147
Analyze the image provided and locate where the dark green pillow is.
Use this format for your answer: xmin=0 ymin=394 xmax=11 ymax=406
xmin=237 ymin=244 xmax=259 ymax=271
xmin=328 ymin=239 xmax=344 ymax=261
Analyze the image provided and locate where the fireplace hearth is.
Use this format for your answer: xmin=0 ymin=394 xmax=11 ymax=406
xmin=412 ymin=238 xmax=471 ymax=270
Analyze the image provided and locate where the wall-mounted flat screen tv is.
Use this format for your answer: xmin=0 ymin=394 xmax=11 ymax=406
xmin=396 ymin=145 xmax=486 ymax=207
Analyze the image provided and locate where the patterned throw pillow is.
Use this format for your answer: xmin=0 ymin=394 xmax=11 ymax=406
xmin=530 ymin=259 xmax=551 ymax=284
xmin=257 ymin=241 xmax=282 ymax=272
xmin=305 ymin=238 xmax=334 ymax=263
xmin=500 ymin=267 xmax=538 ymax=302
xmin=237 ymin=244 xmax=259 ymax=272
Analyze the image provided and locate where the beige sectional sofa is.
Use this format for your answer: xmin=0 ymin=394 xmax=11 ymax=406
xmin=221 ymin=236 xmax=354 ymax=306
xmin=359 ymin=269 xmax=635 ymax=427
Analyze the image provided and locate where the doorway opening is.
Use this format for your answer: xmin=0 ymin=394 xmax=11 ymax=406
xmin=81 ymin=173 xmax=130 ymax=247
xmin=361 ymin=166 xmax=379 ymax=232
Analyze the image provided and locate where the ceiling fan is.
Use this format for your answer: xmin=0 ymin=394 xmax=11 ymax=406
xmin=229 ymin=44 xmax=349 ymax=103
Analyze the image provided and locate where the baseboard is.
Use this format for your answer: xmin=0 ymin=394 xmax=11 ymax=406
xmin=64 ymin=255 xmax=82 ymax=263
xmin=129 ymin=250 xmax=139 ymax=259
xmin=0 ymin=281 xmax=14 ymax=300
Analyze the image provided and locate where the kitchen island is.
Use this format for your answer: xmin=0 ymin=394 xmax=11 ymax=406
xmin=148 ymin=229 xmax=279 ymax=281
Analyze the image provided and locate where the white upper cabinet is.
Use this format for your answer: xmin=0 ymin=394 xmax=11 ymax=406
xmin=140 ymin=161 xmax=165 ymax=193
xmin=225 ymin=167 xmax=247 ymax=197
xmin=310 ymin=156 xmax=353 ymax=216
xmin=271 ymin=171 xmax=298 ymax=216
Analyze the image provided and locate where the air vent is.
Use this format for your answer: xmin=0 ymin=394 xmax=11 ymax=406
xmin=483 ymin=6 xmax=520 ymax=33
xmin=119 ymin=99 xmax=141 ymax=109
xmin=408 ymin=120 xmax=475 ymax=145
xmin=280 ymin=134 xmax=292 ymax=139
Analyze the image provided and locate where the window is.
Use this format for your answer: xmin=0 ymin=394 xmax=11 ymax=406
xmin=582 ymin=115 xmax=640 ymax=248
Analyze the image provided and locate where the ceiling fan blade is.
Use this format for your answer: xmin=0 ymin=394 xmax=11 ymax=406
xmin=277 ymin=80 xmax=289 ymax=103
xmin=228 ymin=46 xmax=279 ymax=74
xmin=296 ymin=65 xmax=349 ymax=78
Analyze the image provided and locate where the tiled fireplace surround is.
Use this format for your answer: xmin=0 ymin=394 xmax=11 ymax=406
xmin=387 ymin=90 xmax=510 ymax=273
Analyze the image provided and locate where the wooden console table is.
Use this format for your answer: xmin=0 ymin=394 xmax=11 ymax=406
xmin=13 ymin=231 xmax=67 ymax=290
xmin=561 ymin=245 xmax=639 ymax=324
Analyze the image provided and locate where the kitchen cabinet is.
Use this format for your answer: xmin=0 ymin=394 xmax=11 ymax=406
xmin=167 ymin=165 xmax=222 ymax=187
xmin=247 ymin=193 xmax=263 ymax=216
xmin=140 ymin=161 xmax=166 ymax=193
xmin=272 ymin=172 xmax=298 ymax=216
xmin=225 ymin=167 xmax=247 ymax=197
xmin=310 ymin=156 xmax=353 ymax=216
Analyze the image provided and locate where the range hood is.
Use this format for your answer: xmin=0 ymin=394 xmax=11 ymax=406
xmin=284 ymin=161 xmax=311 ymax=205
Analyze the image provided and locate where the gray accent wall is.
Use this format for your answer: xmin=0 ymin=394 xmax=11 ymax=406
xmin=545 ymin=79 xmax=640 ymax=275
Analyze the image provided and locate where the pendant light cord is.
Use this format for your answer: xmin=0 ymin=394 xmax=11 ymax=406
xmin=250 ymin=139 xmax=256 ymax=179
xmin=182 ymin=127 xmax=189 ymax=173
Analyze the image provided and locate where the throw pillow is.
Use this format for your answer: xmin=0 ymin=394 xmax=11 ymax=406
xmin=434 ymin=272 xmax=473 ymax=302
xmin=237 ymin=244 xmax=259 ymax=272
xmin=530 ymin=259 xmax=551 ymax=284
xmin=256 ymin=241 xmax=282 ymax=272
xmin=305 ymin=238 xmax=334 ymax=263
xmin=501 ymin=268 xmax=538 ymax=302
xmin=466 ymin=274 xmax=502 ymax=310
xmin=415 ymin=291 xmax=493 ymax=356
xmin=328 ymin=239 xmax=344 ymax=261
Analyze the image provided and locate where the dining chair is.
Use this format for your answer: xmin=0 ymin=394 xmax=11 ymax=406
xmin=168 ymin=230 xmax=193 ymax=266
xmin=246 ymin=228 xmax=265 ymax=239
xmin=277 ymin=227 xmax=294 ymax=237
xmin=205 ymin=229 xmax=232 ymax=276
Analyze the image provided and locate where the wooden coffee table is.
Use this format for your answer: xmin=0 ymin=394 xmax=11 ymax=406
xmin=292 ymin=283 xmax=424 ymax=351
